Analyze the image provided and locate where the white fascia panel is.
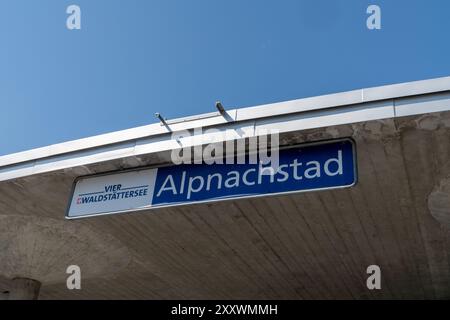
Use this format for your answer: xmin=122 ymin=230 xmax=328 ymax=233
xmin=133 ymin=123 xmax=255 ymax=156
xmin=255 ymin=101 xmax=395 ymax=133
xmin=0 ymin=112 xmax=236 ymax=168
xmin=32 ymin=142 xmax=137 ymax=175
xmin=235 ymin=90 xmax=363 ymax=122
xmin=0 ymin=162 xmax=35 ymax=182
xmin=395 ymin=92 xmax=450 ymax=117
xmin=363 ymin=77 xmax=450 ymax=102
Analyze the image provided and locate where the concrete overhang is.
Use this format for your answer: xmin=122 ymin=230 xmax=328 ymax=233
xmin=2 ymin=76 xmax=450 ymax=182
xmin=1 ymin=76 xmax=450 ymax=299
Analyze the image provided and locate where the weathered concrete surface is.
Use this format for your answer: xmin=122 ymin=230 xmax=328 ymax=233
xmin=0 ymin=215 xmax=131 ymax=285
xmin=0 ymin=112 xmax=450 ymax=299
xmin=428 ymin=177 xmax=450 ymax=226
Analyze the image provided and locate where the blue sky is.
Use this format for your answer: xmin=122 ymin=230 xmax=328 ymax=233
xmin=1 ymin=0 xmax=450 ymax=155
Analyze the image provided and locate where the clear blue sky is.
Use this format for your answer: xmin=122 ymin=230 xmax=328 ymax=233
xmin=1 ymin=0 xmax=449 ymax=155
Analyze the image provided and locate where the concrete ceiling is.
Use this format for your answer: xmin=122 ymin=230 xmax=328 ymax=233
xmin=1 ymin=112 xmax=450 ymax=299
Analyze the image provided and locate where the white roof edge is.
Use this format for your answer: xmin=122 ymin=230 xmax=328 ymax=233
xmin=1 ymin=75 xmax=450 ymax=169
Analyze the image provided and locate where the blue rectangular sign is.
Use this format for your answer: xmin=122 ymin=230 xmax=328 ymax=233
xmin=67 ymin=139 xmax=356 ymax=219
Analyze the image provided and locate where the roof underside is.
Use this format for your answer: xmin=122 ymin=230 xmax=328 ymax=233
xmin=1 ymin=77 xmax=450 ymax=299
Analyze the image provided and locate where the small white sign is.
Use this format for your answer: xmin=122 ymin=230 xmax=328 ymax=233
xmin=67 ymin=169 xmax=157 ymax=218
